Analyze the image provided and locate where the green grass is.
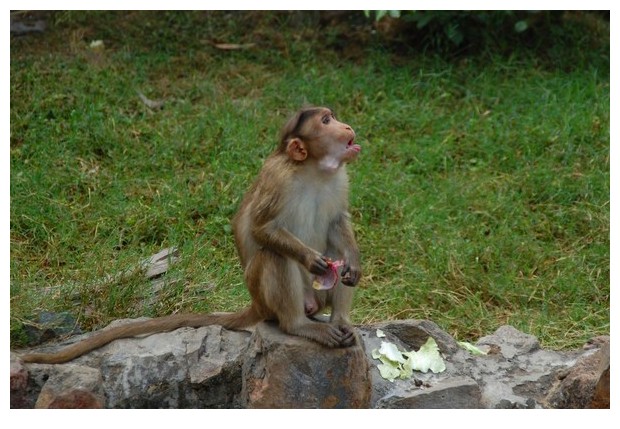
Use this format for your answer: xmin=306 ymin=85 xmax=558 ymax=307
xmin=10 ymin=11 xmax=609 ymax=349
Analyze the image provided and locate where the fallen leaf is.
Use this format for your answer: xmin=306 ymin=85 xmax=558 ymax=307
xmin=458 ymin=341 xmax=487 ymax=356
xmin=89 ymin=40 xmax=105 ymax=49
xmin=137 ymin=91 xmax=165 ymax=110
xmin=213 ymin=43 xmax=256 ymax=50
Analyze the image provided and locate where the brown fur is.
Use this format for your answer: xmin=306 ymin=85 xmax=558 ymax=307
xmin=21 ymin=106 xmax=361 ymax=364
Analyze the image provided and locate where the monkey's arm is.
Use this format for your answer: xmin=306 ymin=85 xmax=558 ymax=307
xmin=252 ymin=218 xmax=329 ymax=275
xmin=243 ymin=164 xmax=329 ymax=275
xmin=327 ymin=212 xmax=361 ymax=286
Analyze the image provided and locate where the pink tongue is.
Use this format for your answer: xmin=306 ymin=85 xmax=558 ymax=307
xmin=313 ymin=260 xmax=344 ymax=290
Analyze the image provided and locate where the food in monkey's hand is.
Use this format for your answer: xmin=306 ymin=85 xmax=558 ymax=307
xmin=313 ymin=259 xmax=345 ymax=290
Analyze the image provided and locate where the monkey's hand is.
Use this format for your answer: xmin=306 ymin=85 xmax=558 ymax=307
xmin=304 ymin=251 xmax=330 ymax=276
xmin=341 ymin=262 xmax=361 ymax=287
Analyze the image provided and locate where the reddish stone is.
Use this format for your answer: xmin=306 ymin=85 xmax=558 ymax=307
xmin=10 ymin=355 xmax=31 ymax=408
xmin=46 ymin=389 xmax=104 ymax=408
xmin=242 ymin=322 xmax=371 ymax=408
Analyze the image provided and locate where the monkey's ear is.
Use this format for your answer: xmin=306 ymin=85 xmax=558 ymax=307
xmin=286 ymin=138 xmax=308 ymax=161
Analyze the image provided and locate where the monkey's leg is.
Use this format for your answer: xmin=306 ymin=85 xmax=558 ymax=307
xmin=322 ymin=247 xmax=356 ymax=346
xmin=257 ymin=252 xmax=351 ymax=347
xmin=327 ymin=283 xmax=357 ymax=347
xmin=329 ymin=283 xmax=353 ymax=324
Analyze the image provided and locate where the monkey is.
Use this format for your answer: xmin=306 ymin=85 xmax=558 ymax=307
xmin=233 ymin=106 xmax=362 ymax=346
xmin=20 ymin=106 xmax=362 ymax=364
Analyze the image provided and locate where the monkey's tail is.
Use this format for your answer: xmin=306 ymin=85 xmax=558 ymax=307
xmin=20 ymin=307 xmax=262 ymax=365
xmin=207 ymin=306 xmax=263 ymax=330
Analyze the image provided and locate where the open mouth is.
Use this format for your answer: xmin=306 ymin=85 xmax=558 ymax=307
xmin=347 ymin=139 xmax=361 ymax=153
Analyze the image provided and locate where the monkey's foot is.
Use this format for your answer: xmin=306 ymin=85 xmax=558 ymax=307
xmin=335 ymin=324 xmax=357 ymax=347
xmin=283 ymin=321 xmax=355 ymax=348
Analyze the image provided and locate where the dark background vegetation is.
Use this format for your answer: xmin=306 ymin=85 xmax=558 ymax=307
xmin=10 ymin=11 xmax=609 ymax=349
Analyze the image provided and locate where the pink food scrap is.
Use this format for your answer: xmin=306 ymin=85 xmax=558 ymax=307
xmin=312 ymin=259 xmax=345 ymax=290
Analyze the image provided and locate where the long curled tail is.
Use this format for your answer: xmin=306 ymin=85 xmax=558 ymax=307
xmin=20 ymin=307 xmax=262 ymax=364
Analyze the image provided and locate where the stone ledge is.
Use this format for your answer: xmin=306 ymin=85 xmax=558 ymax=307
xmin=10 ymin=320 xmax=610 ymax=409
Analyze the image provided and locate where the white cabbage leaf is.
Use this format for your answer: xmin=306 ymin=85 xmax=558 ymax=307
xmin=371 ymin=337 xmax=446 ymax=381
xmin=403 ymin=337 xmax=446 ymax=373
xmin=377 ymin=363 xmax=401 ymax=382
xmin=378 ymin=341 xmax=406 ymax=363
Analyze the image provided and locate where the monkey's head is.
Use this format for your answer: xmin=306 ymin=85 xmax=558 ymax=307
xmin=279 ymin=107 xmax=360 ymax=172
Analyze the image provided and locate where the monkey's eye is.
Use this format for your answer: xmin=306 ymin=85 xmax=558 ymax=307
xmin=322 ymin=115 xmax=331 ymax=125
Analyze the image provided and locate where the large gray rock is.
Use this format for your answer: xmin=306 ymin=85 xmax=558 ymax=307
xmin=95 ymin=325 xmax=250 ymax=408
xmin=469 ymin=326 xmax=586 ymax=408
xmin=12 ymin=319 xmax=252 ymax=408
xmin=361 ymin=321 xmax=607 ymax=409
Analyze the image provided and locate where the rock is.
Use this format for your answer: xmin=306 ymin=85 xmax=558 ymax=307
xmin=10 ymin=17 xmax=46 ymax=35
xmin=356 ymin=320 xmax=591 ymax=409
xmin=590 ymin=340 xmax=610 ymax=408
xmin=17 ymin=319 xmax=252 ymax=408
xmin=13 ymin=320 xmax=608 ymax=409
xmin=360 ymin=320 xmax=473 ymax=407
xmin=545 ymin=336 xmax=610 ymax=409
xmin=34 ymin=364 xmax=105 ymax=408
xmin=360 ymin=324 xmax=438 ymax=407
xmin=46 ymin=390 xmax=104 ymax=408
xmin=241 ymin=322 xmax=371 ymax=408
xmin=10 ymin=355 xmax=31 ymax=408
xmin=476 ymin=325 xmax=540 ymax=359
xmin=10 ymin=354 xmax=105 ymax=409
xmin=469 ymin=339 xmax=578 ymax=409
xmin=95 ymin=324 xmax=251 ymax=408
xmin=371 ymin=319 xmax=460 ymax=355
xmin=376 ymin=376 xmax=482 ymax=408
xmin=22 ymin=311 xmax=81 ymax=346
